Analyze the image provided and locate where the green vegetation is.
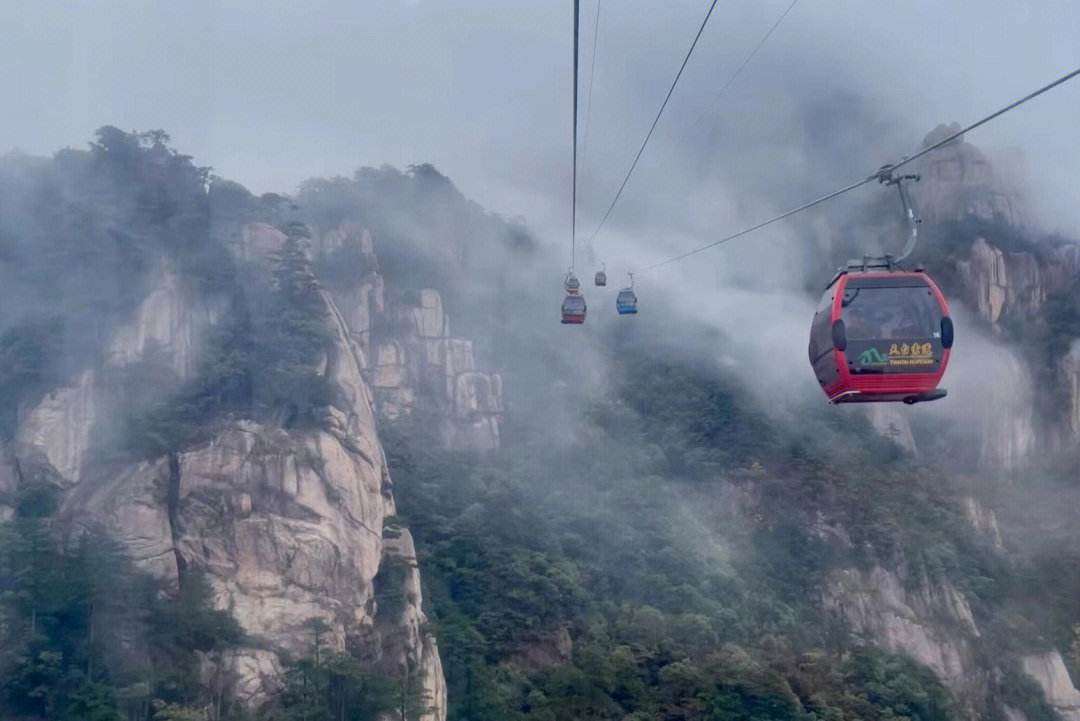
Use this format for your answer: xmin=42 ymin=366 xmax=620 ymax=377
xmin=121 ymin=306 xmax=257 ymax=457
xmin=275 ymin=647 xmax=429 ymax=721
xmin=0 ymin=484 xmax=244 ymax=720
xmin=0 ymin=476 xmax=424 ymax=721
xmin=383 ymin=343 xmax=1007 ymax=720
xmin=258 ymin=222 xmax=334 ymax=426
xmin=0 ymin=317 xmax=63 ymax=440
xmin=0 ymin=129 xmax=340 ymax=457
xmin=122 ymin=220 xmax=334 ymax=457
xmin=0 ymin=126 xmax=226 ymax=322
xmin=4 ymin=129 xmax=1077 ymax=719
xmin=0 ymin=127 xmax=245 ymax=450
xmin=296 ymin=163 xmax=534 ymax=347
xmin=986 ymin=664 xmax=1059 ymax=721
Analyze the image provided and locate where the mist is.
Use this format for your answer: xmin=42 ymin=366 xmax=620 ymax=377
xmin=4 ymin=5 xmax=1080 ymax=719
xmin=0 ymin=0 xmax=1075 ymax=483
xmin=2 ymin=1 xmax=1077 ymax=238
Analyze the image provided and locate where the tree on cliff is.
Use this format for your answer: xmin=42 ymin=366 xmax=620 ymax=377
xmin=256 ymin=221 xmax=333 ymax=427
xmin=0 ymin=487 xmax=244 ymax=721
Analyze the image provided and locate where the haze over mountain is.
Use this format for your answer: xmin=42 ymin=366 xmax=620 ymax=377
xmin=1 ymin=3 xmax=1080 ymax=721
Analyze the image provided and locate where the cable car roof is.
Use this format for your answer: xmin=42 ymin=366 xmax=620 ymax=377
xmin=825 ymin=257 xmax=929 ymax=290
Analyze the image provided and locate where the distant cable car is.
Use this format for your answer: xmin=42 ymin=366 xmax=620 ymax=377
xmin=561 ymin=293 xmax=587 ymax=324
xmin=808 ymin=260 xmax=953 ymax=404
xmin=616 ymin=272 xmax=638 ymax=315
xmin=565 ymin=272 xmax=581 ymax=294
xmin=595 ymin=264 xmax=607 ymax=287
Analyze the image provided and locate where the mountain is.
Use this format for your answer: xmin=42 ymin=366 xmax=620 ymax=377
xmin=0 ymin=131 xmax=504 ymax=720
xmin=1 ymin=126 xmax=1080 ymax=721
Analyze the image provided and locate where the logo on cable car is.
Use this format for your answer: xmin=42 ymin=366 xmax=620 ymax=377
xmin=857 ymin=343 xmax=935 ymax=368
xmin=858 ymin=348 xmax=889 ymax=366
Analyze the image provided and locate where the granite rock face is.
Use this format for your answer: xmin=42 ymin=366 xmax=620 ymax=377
xmin=15 ymin=230 xmax=448 ymax=717
xmin=824 ymin=565 xmax=980 ymax=695
xmin=956 ymin=238 xmax=1045 ymax=326
xmin=1021 ymin=652 xmax=1080 ymax=721
xmin=913 ymin=124 xmax=1025 ymax=227
xmin=307 ymin=222 xmax=504 ymax=451
xmin=370 ymin=289 xmax=503 ymax=451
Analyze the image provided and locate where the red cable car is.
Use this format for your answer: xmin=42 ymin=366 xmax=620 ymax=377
xmin=808 ymin=260 xmax=954 ymax=404
xmin=561 ymin=293 xmax=586 ymax=324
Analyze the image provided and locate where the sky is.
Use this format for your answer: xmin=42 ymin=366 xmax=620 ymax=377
xmin=2 ymin=0 xmax=1079 ymax=271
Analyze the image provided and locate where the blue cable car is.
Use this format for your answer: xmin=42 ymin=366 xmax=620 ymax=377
xmin=616 ymin=272 xmax=638 ymax=315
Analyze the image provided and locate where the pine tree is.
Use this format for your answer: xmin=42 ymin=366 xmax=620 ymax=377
xmin=255 ymin=222 xmax=333 ymax=427
xmin=59 ymin=681 xmax=123 ymax=721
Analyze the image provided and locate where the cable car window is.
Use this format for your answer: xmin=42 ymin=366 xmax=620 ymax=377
xmin=808 ymin=291 xmax=834 ymax=363
xmin=563 ymin=296 xmax=586 ymax=311
xmin=842 ymin=286 xmax=940 ymax=341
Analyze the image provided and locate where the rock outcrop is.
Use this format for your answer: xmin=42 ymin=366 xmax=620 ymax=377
xmin=376 ymin=528 xmax=447 ymax=721
xmin=305 ymin=221 xmax=504 ymax=451
xmin=956 ymin=238 xmax=1045 ymax=327
xmin=1022 ymin=652 xmax=1080 ymax=721
xmin=0 ymin=450 xmax=19 ymax=522
xmin=175 ymin=422 xmax=386 ymax=657
xmin=936 ymin=327 xmax=1036 ymax=471
xmin=68 ymin=455 xmax=178 ymax=585
xmin=913 ymin=124 xmax=1025 ymax=227
xmin=234 ymin=222 xmax=288 ymax=268
xmin=107 ymin=262 xmax=223 ymax=378
xmin=16 ymin=229 xmax=449 ymax=716
xmin=1060 ymin=346 xmax=1080 ymax=442
xmin=823 ymin=566 xmax=981 ymax=700
xmin=371 ymin=289 xmax=503 ymax=451
xmin=16 ymin=369 xmax=98 ymax=486
xmin=960 ymin=496 xmax=1004 ymax=550
xmin=912 ymin=137 xmax=1080 ymax=466
xmin=15 ymin=260 xmax=224 ymax=488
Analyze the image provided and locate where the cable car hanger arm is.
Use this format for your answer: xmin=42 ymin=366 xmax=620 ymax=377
xmin=873 ymin=168 xmax=922 ymax=263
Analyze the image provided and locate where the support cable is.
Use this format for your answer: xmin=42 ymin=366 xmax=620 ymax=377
xmin=640 ymin=66 xmax=1080 ymax=272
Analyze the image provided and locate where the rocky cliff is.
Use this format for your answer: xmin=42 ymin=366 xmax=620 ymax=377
xmin=1022 ymin=652 xmax=1080 ymax=721
xmin=304 ymin=220 xmax=504 ymax=451
xmin=8 ymin=231 xmax=448 ymax=718
xmin=913 ymin=123 xmax=1027 ymax=228
xmin=838 ymin=128 xmax=1080 ymax=718
xmin=824 ymin=565 xmax=982 ymax=707
xmin=876 ymin=126 xmax=1080 ymax=470
xmin=820 ymin=513 xmax=1080 ymax=721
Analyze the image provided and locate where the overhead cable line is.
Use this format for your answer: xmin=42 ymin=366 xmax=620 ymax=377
xmin=570 ymin=0 xmax=581 ymax=271
xmin=889 ymin=67 xmax=1080 ymax=174
xmin=580 ymin=0 xmax=602 ymax=189
xmin=701 ymin=0 xmax=801 ymax=127
xmin=586 ymin=0 xmax=720 ymax=244
xmin=641 ymin=65 xmax=1080 ymax=272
